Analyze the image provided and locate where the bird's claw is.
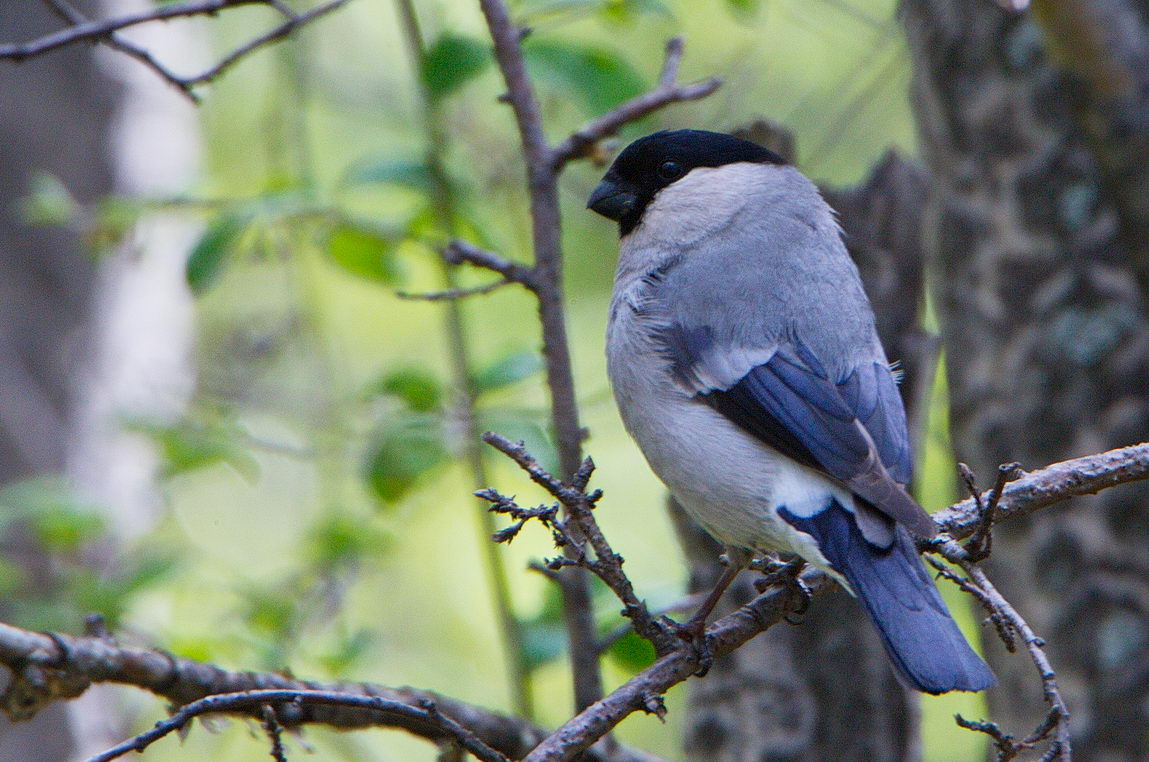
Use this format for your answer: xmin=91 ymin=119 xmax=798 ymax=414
xmin=753 ymin=557 xmax=811 ymax=623
xmin=662 ymin=615 xmax=715 ymax=676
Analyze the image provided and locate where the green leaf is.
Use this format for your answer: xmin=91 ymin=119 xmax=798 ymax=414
xmin=187 ymin=215 xmax=248 ymax=294
xmin=364 ymin=415 xmax=449 ymax=504
xmin=372 ymin=368 xmax=443 ymax=412
xmin=472 ymin=352 xmax=542 ymax=395
xmin=521 ymin=584 xmax=567 ymax=671
xmin=18 ymin=173 xmax=79 ymax=226
xmin=422 ymin=34 xmax=492 ymax=102
xmin=343 ymin=158 xmax=434 ymax=193
xmin=31 ymin=506 xmax=105 ymax=553
xmin=523 ymin=41 xmax=646 ymax=114
xmin=325 ymin=224 xmax=402 ymax=284
xmin=606 ymin=629 xmax=657 ymax=672
xmin=306 ymin=515 xmax=392 ymax=566
xmin=598 ymin=0 xmax=673 ymax=24
xmin=724 ymin=0 xmax=761 ymax=15
xmin=133 ymin=419 xmax=260 ymax=482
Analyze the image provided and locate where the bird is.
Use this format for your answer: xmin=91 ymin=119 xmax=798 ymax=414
xmin=587 ymin=129 xmax=995 ymax=694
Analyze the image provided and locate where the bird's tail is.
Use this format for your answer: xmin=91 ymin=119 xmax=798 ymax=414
xmin=780 ymin=500 xmax=996 ymax=694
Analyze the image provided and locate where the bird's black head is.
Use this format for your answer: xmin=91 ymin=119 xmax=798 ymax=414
xmin=587 ymin=129 xmax=786 ymax=236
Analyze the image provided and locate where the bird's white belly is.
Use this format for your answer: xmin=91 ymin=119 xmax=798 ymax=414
xmin=607 ymin=329 xmax=844 ymax=570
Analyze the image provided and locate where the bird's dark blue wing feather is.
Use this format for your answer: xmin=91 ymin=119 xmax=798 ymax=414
xmin=663 ymin=324 xmax=931 ymax=537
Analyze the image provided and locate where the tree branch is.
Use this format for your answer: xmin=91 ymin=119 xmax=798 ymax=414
xmin=2 ymin=0 xmax=350 ymax=102
xmin=87 ymin=690 xmax=509 ymax=762
xmin=475 ymin=0 xmax=722 ymax=712
xmin=0 ymin=621 xmax=664 ymax=762
xmin=41 ymin=0 xmax=199 ymax=100
xmin=180 ymin=0 xmax=349 ymax=87
xmin=442 ymin=240 xmax=538 ymax=291
xmin=550 ymin=37 xmax=722 ymax=169
xmin=932 ymin=442 xmax=1149 ymax=537
xmin=520 ymin=442 xmax=1149 ymax=760
xmin=1 ymin=0 xmax=268 ymax=60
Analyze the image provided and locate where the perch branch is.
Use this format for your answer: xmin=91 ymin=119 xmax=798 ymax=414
xmin=519 ymin=442 xmax=1149 ymax=760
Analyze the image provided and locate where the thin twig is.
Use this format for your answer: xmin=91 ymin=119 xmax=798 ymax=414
xmin=4 ymin=0 xmax=350 ymax=101
xmin=943 ymin=564 xmax=1072 ymax=762
xmin=86 ymin=689 xmax=509 ymax=762
xmin=1 ymin=0 xmax=269 ymax=60
xmin=443 ymin=241 xmax=538 ymax=290
xmin=550 ymin=37 xmax=723 ymax=169
xmin=260 ymin=703 xmax=288 ymax=762
xmin=480 ymin=433 xmax=680 ymax=655
xmin=42 ymin=0 xmax=200 ymax=102
xmin=182 ymin=0 xmax=350 ymax=86
xmin=396 ymin=278 xmax=514 ymax=302
xmin=455 ymin=0 xmax=608 ymax=703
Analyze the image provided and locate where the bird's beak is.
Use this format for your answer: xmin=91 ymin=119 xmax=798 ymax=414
xmin=587 ymin=179 xmax=635 ymax=221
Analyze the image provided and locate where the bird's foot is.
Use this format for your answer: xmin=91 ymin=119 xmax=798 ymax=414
xmin=752 ymin=556 xmax=811 ymax=624
xmin=662 ymin=614 xmax=714 ymax=676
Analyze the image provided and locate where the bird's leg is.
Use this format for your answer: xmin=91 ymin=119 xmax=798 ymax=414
xmin=668 ymin=549 xmax=746 ymax=675
xmin=752 ymin=554 xmax=811 ymax=623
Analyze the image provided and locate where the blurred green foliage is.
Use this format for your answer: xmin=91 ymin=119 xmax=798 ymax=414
xmin=7 ymin=0 xmax=991 ymax=759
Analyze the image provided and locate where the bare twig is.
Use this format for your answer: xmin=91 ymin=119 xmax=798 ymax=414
xmin=1 ymin=0 xmax=267 ymax=60
xmin=477 ymin=0 xmax=603 ymax=711
xmin=476 ymin=0 xmax=722 ymax=711
xmin=181 ymin=0 xmax=349 ymax=86
xmin=86 ymin=689 xmax=509 ymax=762
xmin=957 ymin=461 xmax=1023 ymax=561
xmin=2 ymin=0 xmax=350 ymax=100
xmin=396 ymin=279 xmax=514 ymax=302
xmin=938 ymin=563 xmax=1072 ymax=762
xmin=480 ymin=433 xmax=680 ymax=655
xmin=42 ymin=0 xmax=200 ymax=102
xmin=934 ymin=442 xmax=1149 ymax=536
xmin=260 ymin=703 xmax=288 ymax=762
xmin=550 ymin=37 xmax=723 ymax=169
xmin=442 ymin=241 xmax=538 ymax=290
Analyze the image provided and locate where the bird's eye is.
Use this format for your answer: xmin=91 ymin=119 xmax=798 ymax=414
xmin=657 ymin=160 xmax=684 ymax=181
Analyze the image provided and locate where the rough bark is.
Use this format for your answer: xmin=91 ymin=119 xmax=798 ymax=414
xmin=678 ymin=131 xmax=930 ymax=761
xmin=903 ymin=0 xmax=1149 ymax=757
xmin=0 ymin=3 xmax=119 ymax=759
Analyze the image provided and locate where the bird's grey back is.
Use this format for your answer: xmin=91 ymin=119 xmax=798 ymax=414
xmin=614 ymin=162 xmax=887 ymax=380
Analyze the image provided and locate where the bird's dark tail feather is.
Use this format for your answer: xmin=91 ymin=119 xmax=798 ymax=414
xmin=780 ymin=500 xmax=996 ymax=694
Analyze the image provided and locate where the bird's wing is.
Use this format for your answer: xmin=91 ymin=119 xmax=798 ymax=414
xmin=660 ymin=323 xmax=934 ymax=539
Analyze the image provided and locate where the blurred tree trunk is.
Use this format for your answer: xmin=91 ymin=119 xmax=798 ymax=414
xmin=903 ymin=0 xmax=1149 ymax=757
xmin=0 ymin=3 xmax=118 ymax=759
xmin=679 ymin=140 xmax=931 ymax=761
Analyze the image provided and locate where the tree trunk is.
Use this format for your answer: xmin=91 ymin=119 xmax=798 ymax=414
xmin=0 ymin=3 xmax=119 ymax=758
xmin=903 ymin=0 xmax=1149 ymax=756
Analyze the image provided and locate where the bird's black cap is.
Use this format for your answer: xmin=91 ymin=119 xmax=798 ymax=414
xmin=588 ymin=130 xmax=786 ymax=236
